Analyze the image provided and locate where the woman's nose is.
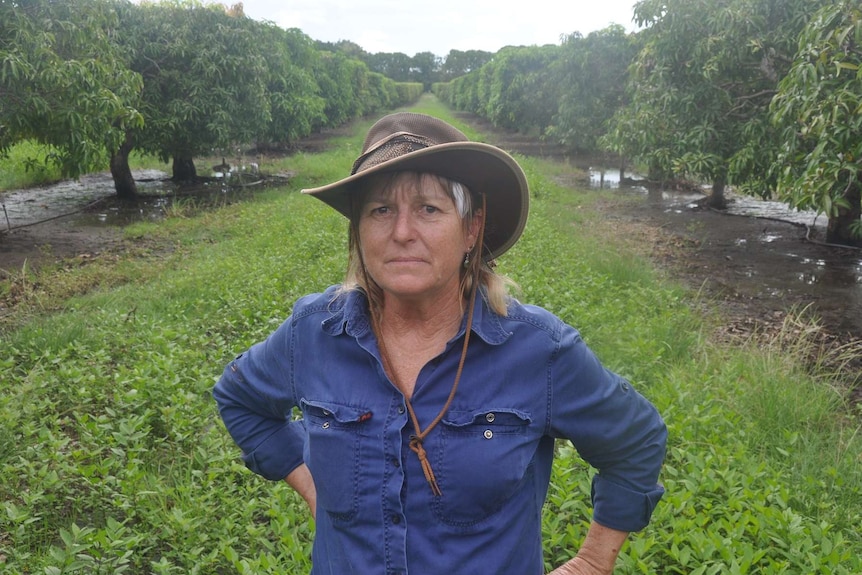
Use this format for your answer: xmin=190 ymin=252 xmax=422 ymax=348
xmin=392 ymin=209 xmax=416 ymax=240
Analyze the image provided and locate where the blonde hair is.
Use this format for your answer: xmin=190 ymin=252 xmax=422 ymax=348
xmin=337 ymin=171 xmax=516 ymax=317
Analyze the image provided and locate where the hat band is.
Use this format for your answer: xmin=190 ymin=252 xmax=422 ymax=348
xmin=351 ymin=134 xmax=437 ymax=175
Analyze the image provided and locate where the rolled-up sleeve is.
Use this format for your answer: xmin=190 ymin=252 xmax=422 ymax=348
xmin=549 ymin=324 xmax=667 ymax=532
xmin=212 ymin=319 xmax=306 ymax=481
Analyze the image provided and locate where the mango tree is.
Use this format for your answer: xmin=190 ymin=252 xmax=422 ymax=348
xmin=0 ymin=0 xmax=142 ymax=178
xmin=313 ymin=51 xmax=364 ymax=129
xmin=365 ymin=51 xmax=414 ymax=82
xmin=440 ymin=50 xmax=493 ymax=82
xmin=608 ymin=0 xmax=821 ymax=207
xmin=771 ymin=1 xmax=862 ymax=245
xmin=409 ymin=51 xmax=441 ymax=91
xmin=113 ymin=0 xmax=269 ymax=195
xmin=256 ymin=25 xmax=326 ymax=151
xmin=550 ymin=26 xmax=637 ymax=154
xmin=440 ymin=70 xmax=481 ymax=116
xmin=394 ymin=82 xmax=424 ymax=104
xmin=479 ymin=45 xmax=560 ymax=133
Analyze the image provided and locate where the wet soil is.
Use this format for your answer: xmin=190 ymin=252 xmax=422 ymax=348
xmin=0 ymin=168 xmax=289 ymax=276
xmin=0 ymin=215 xmax=124 ymax=274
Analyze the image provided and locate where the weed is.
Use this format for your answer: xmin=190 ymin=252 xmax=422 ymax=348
xmin=161 ymin=197 xmax=200 ymax=219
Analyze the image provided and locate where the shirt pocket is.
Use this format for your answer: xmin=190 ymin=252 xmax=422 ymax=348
xmin=301 ymin=398 xmax=372 ymax=521
xmin=431 ymin=407 xmax=533 ymax=527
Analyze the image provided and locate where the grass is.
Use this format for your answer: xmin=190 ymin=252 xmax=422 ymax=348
xmin=1 ymin=94 xmax=861 ymax=573
xmin=0 ymin=142 xmax=170 ymax=192
xmin=0 ymin=141 xmax=64 ymax=190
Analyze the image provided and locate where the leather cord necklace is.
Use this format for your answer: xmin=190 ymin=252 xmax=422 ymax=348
xmin=377 ymin=274 xmax=479 ymax=496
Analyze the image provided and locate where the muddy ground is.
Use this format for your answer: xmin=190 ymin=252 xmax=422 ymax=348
xmin=3 ymin=114 xmax=862 ymax=393
xmin=0 ymin=217 xmax=124 ymax=274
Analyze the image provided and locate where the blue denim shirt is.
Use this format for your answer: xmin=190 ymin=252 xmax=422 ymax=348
xmin=213 ymin=286 xmax=666 ymax=575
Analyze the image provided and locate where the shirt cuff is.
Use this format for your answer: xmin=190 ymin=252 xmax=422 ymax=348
xmin=241 ymin=420 xmax=306 ymax=481
xmin=590 ymin=474 xmax=665 ymax=532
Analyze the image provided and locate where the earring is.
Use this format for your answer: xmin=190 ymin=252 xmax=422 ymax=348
xmin=463 ymin=245 xmax=474 ymax=269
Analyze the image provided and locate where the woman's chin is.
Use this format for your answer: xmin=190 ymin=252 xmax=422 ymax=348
xmin=381 ymin=279 xmax=453 ymax=303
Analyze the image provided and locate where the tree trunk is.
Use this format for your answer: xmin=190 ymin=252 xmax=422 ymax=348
xmin=706 ymin=175 xmax=727 ymax=210
xmin=618 ymin=156 xmax=626 ymax=182
xmin=110 ymin=133 xmax=138 ymax=198
xmin=647 ymin=161 xmax=671 ymax=186
xmin=826 ymin=181 xmax=862 ymax=246
xmin=172 ymin=155 xmax=197 ymax=181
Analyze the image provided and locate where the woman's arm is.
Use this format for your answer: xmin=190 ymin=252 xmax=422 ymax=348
xmin=212 ymin=320 xmax=306 ymax=481
xmin=549 ymin=324 xmax=667 ymax=532
xmin=548 ymin=522 xmax=629 ymax=575
xmin=285 ymin=463 xmax=317 ymax=520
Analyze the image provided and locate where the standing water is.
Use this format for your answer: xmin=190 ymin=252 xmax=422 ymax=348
xmin=583 ymin=160 xmax=862 ymax=339
xmin=0 ymin=167 xmax=276 ymax=272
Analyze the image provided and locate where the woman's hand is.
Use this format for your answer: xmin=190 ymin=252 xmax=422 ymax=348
xmin=285 ymin=463 xmax=317 ymax=520
xmin=547 ymin=522 xmax=629 ymax=575
xmin=548 ymin=556 xmax=612 ymax=575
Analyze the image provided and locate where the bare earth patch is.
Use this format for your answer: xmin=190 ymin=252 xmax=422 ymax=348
xmin=0 ymin=219 xmax=124 ymax=278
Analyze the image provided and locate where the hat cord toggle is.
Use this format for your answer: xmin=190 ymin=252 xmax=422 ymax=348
xmin=409 ymin=435 xmax=441 ymax=496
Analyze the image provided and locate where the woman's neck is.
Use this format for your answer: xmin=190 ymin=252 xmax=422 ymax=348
xmin=379 ymin=290 xmax=465 ymax=342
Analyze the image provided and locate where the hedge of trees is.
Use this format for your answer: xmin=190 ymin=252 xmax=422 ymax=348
xmin=0 ymin=0 xmax=423 ymax=197
xmin=435 ymin=0 xmax=862 ymax=246
xmin=433 ymin=26 xmax=635 ymax=154
xmin=320 ymin=40 xmax=494 ymax=88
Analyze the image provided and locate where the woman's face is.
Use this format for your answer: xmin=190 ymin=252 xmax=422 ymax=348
xmin=358 ymin=173 xmax=479 ymax=305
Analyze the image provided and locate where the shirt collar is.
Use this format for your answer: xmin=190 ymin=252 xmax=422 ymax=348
xmin=320 ymin=287 xmax=512 ymax=345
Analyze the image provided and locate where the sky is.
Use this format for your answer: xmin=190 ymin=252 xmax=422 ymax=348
xmin=234 ymin=0 xmax=641 ymax=57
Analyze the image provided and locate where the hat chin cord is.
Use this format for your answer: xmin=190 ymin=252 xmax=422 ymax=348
xmin=371 ymin=194 xmax=487 ymax=497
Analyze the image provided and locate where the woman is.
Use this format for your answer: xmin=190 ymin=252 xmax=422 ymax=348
xmin=213 ymin=112 xmax=667 ymax=574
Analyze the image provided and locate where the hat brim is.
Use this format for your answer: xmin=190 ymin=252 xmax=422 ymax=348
xmin=301 ymin=141 xmax=529 ymax=260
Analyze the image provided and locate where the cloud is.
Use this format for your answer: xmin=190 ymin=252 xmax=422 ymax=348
xmin=236 ymin=0 xmax=638 ymax=56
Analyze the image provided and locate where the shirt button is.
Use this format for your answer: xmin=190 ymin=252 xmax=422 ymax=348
xmin=391 ymin=515 xmax=401 ymax=524
xmin=322 ymin=421 xmax=330 ymax=429
xmin=397 ymin=405 xmax=405 ymax=414
xmin=483 ymin=429 xmax=493 ymax=439
xmin=392 ymin=458 xmax=400 ymax=468
xmin=485 ymin=412 xmax=495 ymax=423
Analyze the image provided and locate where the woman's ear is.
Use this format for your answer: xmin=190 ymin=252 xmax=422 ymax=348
xmin=466 ymin=209 xmax=482 ymax=248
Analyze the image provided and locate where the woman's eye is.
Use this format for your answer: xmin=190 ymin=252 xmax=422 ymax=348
xmin=370 ymin=205 xmax=390 ymax=216
xmin=421 ymin=205 xmax=439 ymax=214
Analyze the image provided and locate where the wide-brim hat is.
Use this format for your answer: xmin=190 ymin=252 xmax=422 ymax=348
xmin=301 ymin=112 xmax=529 ymax=260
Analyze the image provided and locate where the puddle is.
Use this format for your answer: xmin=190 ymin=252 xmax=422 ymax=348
xmin=0 ymin=167 xmax=284 ymax=274
xmin=724 ymin=194 xmax=828 ymax=229
xmin=605 ymin=176 xmax=862 ymax=338
xmin=0 ymin=168 xmax=275 ymax=232
xmin=0 ymin=170 xmax=171 ymax=231
xmin=587 ymin=167 xmax=625 ymax=189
